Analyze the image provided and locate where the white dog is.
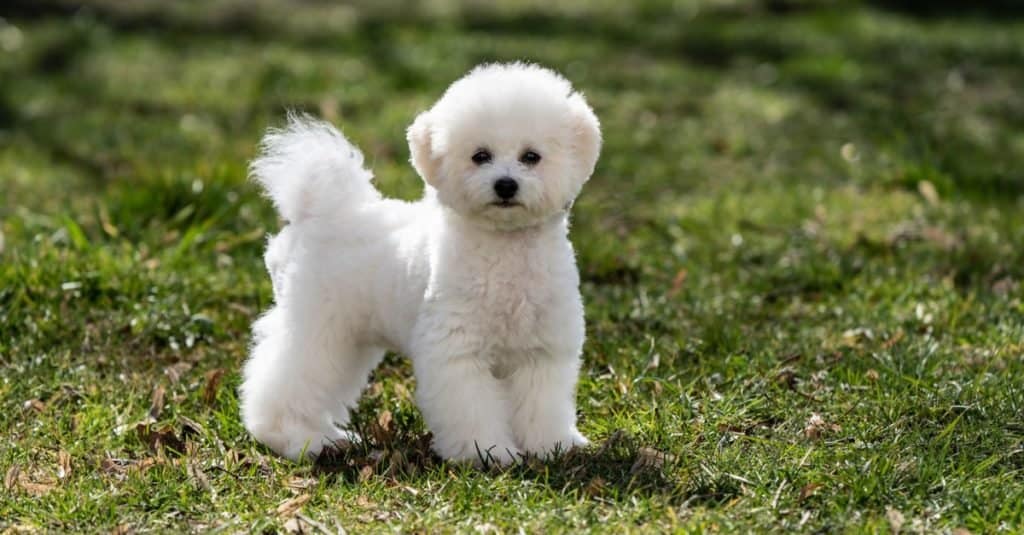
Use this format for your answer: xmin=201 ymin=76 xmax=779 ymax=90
xmin=239 ymin=62 xmax=602 ymax=465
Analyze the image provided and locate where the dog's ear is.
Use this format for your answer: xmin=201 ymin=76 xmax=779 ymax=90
xmin=567 ymin=93 xmax=602 ymax=182
xmin=407 ymin=112 xmax=442 ymax=187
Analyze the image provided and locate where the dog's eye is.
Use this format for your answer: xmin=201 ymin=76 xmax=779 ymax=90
xmin=519 ymin=150 xmax=541 ymax=165
xmin=471 ymin=149 xmax=492 ymax=165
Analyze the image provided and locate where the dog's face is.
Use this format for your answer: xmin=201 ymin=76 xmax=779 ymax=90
xmin=408 ymin=63 xmax=601 ymax=231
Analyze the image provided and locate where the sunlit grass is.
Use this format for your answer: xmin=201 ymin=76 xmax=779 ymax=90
xmin=2 ymin=0 xmax=1022 ymax=532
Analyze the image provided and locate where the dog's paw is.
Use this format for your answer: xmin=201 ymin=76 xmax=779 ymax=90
xmin=248 ymin=418 xmax=357 ymax=461
xmin=523 ymin=429 xmax=590 ymax=459
xmin=474 ymin=443 xmax=523 ymax=468
xmin=435 ymin=439 xmax=522 ymax=468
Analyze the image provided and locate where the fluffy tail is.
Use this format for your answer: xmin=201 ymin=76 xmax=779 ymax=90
xmin=250 ymin=113 xmax=379 ymax=223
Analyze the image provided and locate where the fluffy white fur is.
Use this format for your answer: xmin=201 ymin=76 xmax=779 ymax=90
xmin=239 ymin=63 xmax=602 ymax=465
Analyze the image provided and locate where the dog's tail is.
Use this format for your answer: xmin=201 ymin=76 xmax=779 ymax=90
xmin=250 ymin=113 xmax=380 ymax=224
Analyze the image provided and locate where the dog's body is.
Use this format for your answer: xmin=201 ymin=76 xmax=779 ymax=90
xmin=240 ymin=63 xmax=601 ymax=464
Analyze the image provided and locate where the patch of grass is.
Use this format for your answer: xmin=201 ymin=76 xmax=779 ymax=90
xmin=2 ymin=0 xmax=1023 ymax=532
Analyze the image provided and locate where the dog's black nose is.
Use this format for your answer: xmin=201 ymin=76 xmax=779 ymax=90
xmin=493 ymin=177 xmax=519 ymax=200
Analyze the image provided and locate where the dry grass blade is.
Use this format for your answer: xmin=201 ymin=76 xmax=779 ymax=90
xmin=886 ymin=507 xmax=905 ymax=533
xmin=799 ymin=482 xmax=822 ymax=502
xmin=137 ymin=423 xmax=187 ymax=455
xmin=803 ymin=413 xmax=841 ymax=439
xmin=149 ymin=385 xmax=166 ymax=419
xmin=917 ymin=180 xmax=940 ymax=206
xmin=14 ymin=469 xmax=57 ymax=496
xmin=57 ymin=450 xmax=72 ymax=481
xmin=630 ymin=447 xmax=675 ymax=475
xmin=164 ymin=362 xmax=193 ymax=384
xmin=202 ymin=368 xmax=226 ymax=405
xmin=5 ymin=465 xmax=20 ymax=491
xmin=23 ymin=399 xmax=46 ymax=413
xmin=285 ymin=476 xmax=317 ymax=492
xmin=276 ymin=493 xmax=311 ymax=518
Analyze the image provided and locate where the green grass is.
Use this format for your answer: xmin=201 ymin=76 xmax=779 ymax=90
xmin=2 ymin=0 xmax=1023 ymax=532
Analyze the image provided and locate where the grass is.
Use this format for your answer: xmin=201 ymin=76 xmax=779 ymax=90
xmin=2 ymin=0 xmax=1023 ymax=532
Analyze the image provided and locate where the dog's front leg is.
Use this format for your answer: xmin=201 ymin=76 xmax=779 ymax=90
xmin=413 ymin=350 xmax=520 ymax=466
xmin=507 ymin=357 xmax=589 ymax=458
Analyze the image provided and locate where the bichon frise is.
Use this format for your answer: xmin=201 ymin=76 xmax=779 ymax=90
xmin=240 ymin=62 xmax=601 ymax=465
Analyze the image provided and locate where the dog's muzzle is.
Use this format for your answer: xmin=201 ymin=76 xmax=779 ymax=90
xmin=493 ymin=177 xmax=519 ymax=200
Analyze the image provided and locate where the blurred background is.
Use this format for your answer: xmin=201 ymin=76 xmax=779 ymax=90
xmin=4 ymin=0 xmax=1022 ymax=211
xmin=3 ymin=0 xmax=1022 ymax=311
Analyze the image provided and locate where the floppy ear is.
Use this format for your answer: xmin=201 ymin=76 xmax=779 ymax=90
xmin=407 ymin=111 xmax=442 ymax=187
xmin=567 ymin=93 xmax=602 ymax=181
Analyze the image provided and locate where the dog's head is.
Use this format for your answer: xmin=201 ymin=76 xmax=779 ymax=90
xmin=407 ymin=63 xmax=601 ymax=231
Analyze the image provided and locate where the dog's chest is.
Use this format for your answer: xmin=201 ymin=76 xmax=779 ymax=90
xmin=478 ymin=253 xmax=555 ymax=339
xmin=434 ymin=236 xmax=575 ymax=351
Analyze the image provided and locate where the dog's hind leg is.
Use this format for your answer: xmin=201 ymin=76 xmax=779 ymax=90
xmin=326 ymin=344 xmax=386 ymax=430
xmin=240 ymin=307 xmax=383 ymax=460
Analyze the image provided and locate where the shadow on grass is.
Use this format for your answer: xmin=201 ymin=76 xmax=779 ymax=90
xmin=311 ymin=425 xmax=692 ymax=504
xmin=865 ymin=0 xmax=1024 ymax=19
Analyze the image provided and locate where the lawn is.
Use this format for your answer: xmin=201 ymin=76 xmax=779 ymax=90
xmin=2 ymin=0 xmax=1023 ymax=532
